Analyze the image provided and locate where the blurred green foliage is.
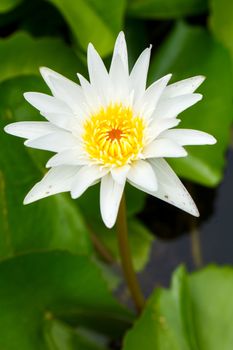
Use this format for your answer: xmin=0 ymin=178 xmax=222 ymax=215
xmin=0 ymin=0 xmax=22 ymax=13
xmin=127 ymin=0 xmax=208 ymax=18
xmin=48 ymin=0 xmax=126 ymax=57
xmin=0 ymin=0 xmax=233 ymax=348
xmin=0 ymin=31 xmax=85 ymax=82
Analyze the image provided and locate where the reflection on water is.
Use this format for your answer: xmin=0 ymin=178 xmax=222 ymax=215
xmin=139 ymin=149 xmax=233 ymax=295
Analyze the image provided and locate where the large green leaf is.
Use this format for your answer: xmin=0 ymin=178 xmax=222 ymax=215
xmin=0 ymin=251 xmax=132 ymax=349
xmin=209 ymin=0 xmax=233 ymax=56
xmin=48 ymin=0 xmax=126 ymax=57
xmin=150 ymin=21 xmax=233 ymax=187
xmin=0 ymin=0 xmax=22 ymax=13
xmin=124 ymin=265 xmax=233 ymax=349
xmin=0 ymin=76 xmax=92 ymax=259
xmin=0 ymin=31 xmax=85 ymax=83
xmin=127 ymin=0 xmax=208 ymax=19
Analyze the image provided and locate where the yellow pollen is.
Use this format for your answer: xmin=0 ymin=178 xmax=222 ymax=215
xmin=82 ymin=103 xmax=145 ymax=167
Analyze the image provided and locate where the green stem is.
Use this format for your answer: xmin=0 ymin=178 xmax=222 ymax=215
xmin=116 ymin=193 xmax=145 ymax=314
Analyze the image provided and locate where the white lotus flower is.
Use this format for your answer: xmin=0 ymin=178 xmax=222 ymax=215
xmin=4 ymin=32 xmax=216 ymax=228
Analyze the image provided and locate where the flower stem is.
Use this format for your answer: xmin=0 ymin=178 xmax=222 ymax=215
xmin=116 ymin=193 xmax=145 ymax=314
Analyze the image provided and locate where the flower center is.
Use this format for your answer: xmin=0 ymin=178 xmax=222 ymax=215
xmin=82 ymin=103 xmax=145 ymax=167
xmin=107 ymin=128 xmax=122 ymax=141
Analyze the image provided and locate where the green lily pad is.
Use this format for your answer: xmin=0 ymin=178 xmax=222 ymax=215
xmin=0 ymin=251 xmax=132 ymax=349
xmin=124 ymin=265 xmax=233 ymax=349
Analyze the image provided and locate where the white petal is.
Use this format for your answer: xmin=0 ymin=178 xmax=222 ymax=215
xmin=111 ymin=165 xmax=130 ymax=184
xmin=161 ymin=129 xmax=217 ymax=145
xmin=77 ymin=73 xmax=101 ymax=112
xmin=143 ymin=138 xmax=187 ymax=158
xmin=136 ymin=74 xmax=172 ymax=116
xmin=40 ymin=68 xmax=86 ymax=116
xmin=71 ymin=165 xmax=108 ymax=199
xmin=153 ymin=93 xmax=202 ymax=119
xmin=87 ymin=44 xmax=111 ymax=103
xmin=24 ymin=92 xmax=71 ymax=114
xmin=110 ymin=31 xmax=128 ymax=73
xmin=25 ymin=131 xmax=78 ymax=152
xmin=46 ymin=148 xmax=88 ymax=168
xmin=163 ymin=76 xmax=205 ymax=98
xmin=109 ymin=54 xmax=129 ymax=101
xmin=41 ymin=112 xmax=79 ymax=131
xmin=40 ymin=67 xmax=76 ymax=95
xmin=100 ymin=173 xmax=125 ymax=228
xmin=4 ymin=122 xmax=58 ymax=140
xmin=147 ymin=118 xmax=181 ymax=143
xmin=129 ymin=46 xmax=151 ymax=100
xmin=127 ymin=160 xmax=157 ymax=192
xmin=149 ymin=159 xmax=199 ymax=216
xmin=24 ymin=166 xmax=78 ymax=204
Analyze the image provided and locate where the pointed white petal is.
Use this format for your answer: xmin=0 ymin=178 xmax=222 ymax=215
xmin=153 ymin=93 xmax=202 ymax=119
xmin=163 ymin=76 xmax=205 ymax=98
xmin=77 ymin=73 xmax=101 ymax=111
xmin=149 ymin=158 xmax=199 ymax=216
xmin=40 ymin=67 xmax=86 ymax=115
xmin=87 ymin=44 xmax=111 ymax=103
xmin=46 ymin=148 xmax=88 ymax=168
xmin=161 ymin=129 xmax=216 ymax=145
xmin=143 ymin=138 xmax=187 ymax=158
xmin=109 ymin=54 xmax=129 ymax=101
xmin=24 ymin=92 xmax=71 ymax=114
xmin=41 ymin=112 xmax=79 ymax=131
xmin=110 ymin=31 xmax=128 ymax=73
xmin=129 ymin=46 xmax=151 ymax=100
xmin=111 ymin=165 xmax=130 ymax=184
xmin=127 ymin=160 xmax=157 ymax=192
xmin=25 ymin=131 xmax=78 ymax=152
xmin=136 ymin=74 xmax=172 ymax=116
xmin=24 ymin=166 xmax=78 ymax=204
xmin=71 ymin=165 xmax=108 ymax=199
xmin=147 ymin=118 xmax=181 ymax=143
xmin=100 ymin=173 xmax=125 ymax=228
xmin=4 ymin=122 xmax=58 ymax=139
xmin=40 ymin=67 xmax=77 ymax=94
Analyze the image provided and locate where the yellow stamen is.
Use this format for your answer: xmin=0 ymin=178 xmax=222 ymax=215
xmin=82 ymin=103 xmax=145 ymax=167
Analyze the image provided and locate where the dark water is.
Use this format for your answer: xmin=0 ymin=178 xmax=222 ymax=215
xmin=139 ymin=149 xmax=233 ymax=295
